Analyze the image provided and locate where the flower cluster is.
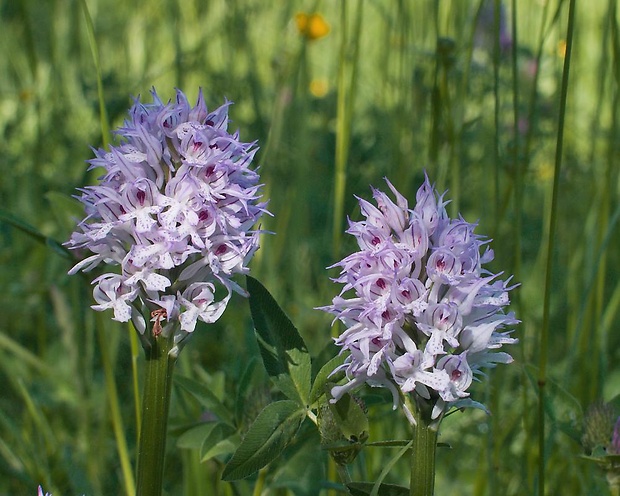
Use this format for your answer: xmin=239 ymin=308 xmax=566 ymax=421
xmin=67 ymin=89 xmax=269 ymax=345
xmin=321 ymin=174 xmax=518 ymax=419
xmin=582 ymin=402 xmax=619 ymax=455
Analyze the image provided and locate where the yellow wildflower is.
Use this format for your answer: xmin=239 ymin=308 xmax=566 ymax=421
xmin=295 ymin=12 xmax=330 ymax=41
xmin=309 ymin=79 xmax=329 ymax=98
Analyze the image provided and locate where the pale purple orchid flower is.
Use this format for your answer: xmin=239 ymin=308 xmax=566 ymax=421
xmin=321 ymin=173 xmax=518 ymax=420
xmin=67 ymin=89 xmax=270 ymax=349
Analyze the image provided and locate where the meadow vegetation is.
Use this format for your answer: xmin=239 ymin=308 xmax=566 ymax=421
xmin=0 ymin=0 xmax=619 ymax=494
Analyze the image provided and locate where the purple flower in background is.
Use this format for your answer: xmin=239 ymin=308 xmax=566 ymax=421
xmin=321 ymin=174 xmax=518 ymax=420
xmin=67 ymin=89 xmax=269 ymax=349
xmin=610 ymin=417 xmax=620 ymax=455
xmin=474 ymin=1 xmax=512 ymax=55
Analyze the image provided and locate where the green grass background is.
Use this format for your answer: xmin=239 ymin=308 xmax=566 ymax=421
xmin=0 ymin=0 xmax=619 ymax=494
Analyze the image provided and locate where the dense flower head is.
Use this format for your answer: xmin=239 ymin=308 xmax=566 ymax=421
xmin=66 ymin=88 xmax=269 ymax=346
xmin=582 ymin=402 xmax=617 ymax=455
xmin=321 ymin=173 xmax=518 ymax=419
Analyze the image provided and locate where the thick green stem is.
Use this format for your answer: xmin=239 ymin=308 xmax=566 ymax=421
xmin=410 ymin=418 xmax=438 ymax=496
xmin=136 ymin=333 xmax=177 ymax=496
xmin=608 ymin=470 xmax=620 ymax=496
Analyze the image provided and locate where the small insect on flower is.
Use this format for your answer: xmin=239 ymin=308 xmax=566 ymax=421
xmin=66 ymin=89 xmax=271 ymax=348
xmin=151 ymin=309 xmax=167 ymax=337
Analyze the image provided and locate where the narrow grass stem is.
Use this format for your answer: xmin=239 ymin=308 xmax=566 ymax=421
xmin=136 ymin=332 xmax=177 ymax=496
xmin=332 ymin=0 xmax=350 ymax=259
xmin=95 ymin=315 xmax=135 ymax=496
xmin=336 ymin=464 xmax=352 ymax=485
xmin=523 ymin=0 xmax=551 ymax=175
xmin=511 ymin=0 xmax=522 ymax=300
xmin=332 ymin=0 xmax=363 ymax=259
xmin=492 ymin=0 xmax=501 ymax=225
xmin=252 ymin=467 xmax=268 ymax=496
xmin=537 ymin=0 xmax=577 ymax=494
xmin=608 ymin=472 xmax=620 ymax=496
xmin=130 ymin=324 xmax=142 ymax=443
xmin=79 ymin=0 xmax=109 ymax=147
xmin=328 ymin=457 xmax=338 ymax=496
xmin=77 ymin=19 xmax=130 ymax=492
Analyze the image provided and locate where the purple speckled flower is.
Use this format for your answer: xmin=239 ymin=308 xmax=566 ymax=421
xmin=66 ymin=89 xmax=269 ymax=349
xmin=321 ymin=174 xmax=518 ymax=420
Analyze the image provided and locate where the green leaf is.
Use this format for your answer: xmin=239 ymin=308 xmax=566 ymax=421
xmin=235 ymin=357 xmax=261 ymax=425
xmin=270 ymin=434 xmax=327 ymax=496
xmin=0 ymin=208 xmax=46 ymax=242
xmin=246 ymin=276 xmax=311 ymax=406
xmin=309 ymin=353 xmax=346 ymax=405
xmin=0 ymin=208 xmax=72 ymax=259
xmin=176 ymin=421 xmax=238 ymax=463
xmin=174 ymin=375 xmax=233 ymax=425
xmin=200 ymin=422 xmax=238 ymax=462
xmin=45 ymin=191 xmax=84 ymax=235
xmin=606 ymin=393 xmax=620 ymax=414
xmin=202 ymin=433 xmax=240 ymax=462
xmin=177 ymin=423 xmax=218 ymax=450
xmin=327 ymin=391 xmax=369 ymax=444
xmin=347 ymin=482 xmax=409 ymax=496
xmin=222 ymin=400 xmax=305 ymax=481
xmin=524 ymin=364 xmax=583 ymax=443
xmin=365 ymin=440 xmax=412 ymax=448
xmin=319 ymin=391 xmax=369 ymax=465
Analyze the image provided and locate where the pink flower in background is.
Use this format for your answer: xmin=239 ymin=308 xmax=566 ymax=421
xmin=611 ymin=417 xmax=620 ymax=455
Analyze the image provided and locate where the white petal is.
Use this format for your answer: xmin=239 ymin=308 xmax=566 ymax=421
xmin=179 ymin=307 xmax=200 ymax=332
xmin=143 ymin=272 xmax=171 ymax=292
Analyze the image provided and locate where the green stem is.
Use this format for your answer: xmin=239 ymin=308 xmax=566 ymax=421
xmin=609 ymin=472 xmax=620 ymax=496
xmin=410 ymin=419 xmax=438 ymax=496
xmin=136 ymin=332 xmax=177 ymax=496
xmin=253 ymin=467 xmax=268 ymax=496
xmin=407 ymin=397 xmax=439 ymax=496
xmin=96 ymin=314 xmax=135 ymax=496
xmin=331 ymin=0 xmax=350 ymax=260
xmin=332 ymin=0 xmax=363 ymax=260
xmin=537 ymin=0 xmax=576 ymax=494
xmin=130 ymin=325 xmax=142 ymax=447
xmin=336 ymin=463 xmax=352 ymax=485
xmin=79 ymin=0 xmax=109 ymax=147
xmin=492 ymin=0 xmax=501 ymax=227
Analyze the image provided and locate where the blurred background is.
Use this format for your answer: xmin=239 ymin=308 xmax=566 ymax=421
xmin=0 ymin=0 xmax=618 ymax=494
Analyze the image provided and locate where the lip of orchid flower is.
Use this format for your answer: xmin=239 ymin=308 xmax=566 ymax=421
xmin=320 ymin=173 xmax=518 ymax=419
xmin=66 ymin=88 xmax=270 ymax=345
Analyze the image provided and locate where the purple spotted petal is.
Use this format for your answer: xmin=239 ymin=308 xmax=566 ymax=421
xmin=320 ymin=174 xmax=518 ymax=419
xmin=66 ymin=88 xmax=270 ymax=346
